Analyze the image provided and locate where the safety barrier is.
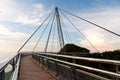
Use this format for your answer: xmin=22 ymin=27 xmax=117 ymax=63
xmin=32 ymin=53 xmax=120 ymax=80
xmin=0 ymin=53 xmax=20 ymax=80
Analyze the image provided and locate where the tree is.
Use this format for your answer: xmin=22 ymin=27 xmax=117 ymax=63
xmin=60 ymin=44 xmax=90 ymax=53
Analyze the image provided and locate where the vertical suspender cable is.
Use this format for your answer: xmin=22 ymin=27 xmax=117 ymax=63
xmin=32 ymin=14 xmax=54 ymax=52
xmin=52 ymin=20 xmax=56 ymax=52
xmin=44 ymin=13 xmax=55 ymax=52
xmin=17 ymin=10 xmax=54 ymax=53
xmin=60 ymin=15 xmax=72 ymax=43
xmin=59 ymin=9 xmax=99 ymax=52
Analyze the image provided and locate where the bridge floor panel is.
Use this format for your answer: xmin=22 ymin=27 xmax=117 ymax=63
xmin=18 ymin=55 xmax=55 ymax=80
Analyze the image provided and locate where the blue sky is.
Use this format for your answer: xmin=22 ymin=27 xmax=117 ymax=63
xmin=0 ymin=0 xmax=120 ymax=59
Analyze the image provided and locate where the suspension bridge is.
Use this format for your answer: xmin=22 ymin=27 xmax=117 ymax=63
xmin=0 ymin=7 xmax=120 ymax=80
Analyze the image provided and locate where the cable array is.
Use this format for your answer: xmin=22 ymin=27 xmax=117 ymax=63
xmin=18 ymin=7 xmax=120 ymax=53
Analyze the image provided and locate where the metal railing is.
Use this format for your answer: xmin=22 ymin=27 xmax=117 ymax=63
xmin=32 ymin=52 xmax=120 ymax=80
xmin=10 ymin=54 xmax=21 ymax=80
xmin=0 ymin=53 xmax=20 ymax=80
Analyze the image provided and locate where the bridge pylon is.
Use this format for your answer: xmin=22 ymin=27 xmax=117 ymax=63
xmin=55 ymin=7 xmax=65 ymax=50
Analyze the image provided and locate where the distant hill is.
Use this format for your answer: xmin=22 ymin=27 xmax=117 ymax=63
xmin=60 ymin=44 xmax=90 ymax=53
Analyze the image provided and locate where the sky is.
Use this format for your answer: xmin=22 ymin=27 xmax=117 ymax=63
xmin=0 ymin=0 xmax=120 ymax=60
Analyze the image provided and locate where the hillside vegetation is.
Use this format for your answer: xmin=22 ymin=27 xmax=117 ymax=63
xmin=60 ymin=44 xmax=90 ymax=53
xmin=59 ymin=44 xmax=120 ymax=79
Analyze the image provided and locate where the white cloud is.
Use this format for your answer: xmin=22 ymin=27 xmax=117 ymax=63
xmin=15 ymin=3 xmax=47 ymax=25
xmin=75 ymin=8 xmax=120 ymax=52
xmin=83 ymin=28 xmax=105 ymax=45
xmin=0 ymin=0 xmax=19 ymax=21
xmin=0 ymin=24 xmax=28 ymax=58
xmin=79 ymin=8 xmax=120 ymax=33
xmin=0 ymin=25 xmax=28 ymax=40
xmin=15 ymin=15 xmax=40 ymax=25
xmin=62 ymin=7 xmax=120 ymax=52
xmin=0 ymin=1 xmax=47 ymax=25
xmin=0 ymin=0 xmax=120 ymax=54
xmin=0 ymin=1 xmax=48 ymax=58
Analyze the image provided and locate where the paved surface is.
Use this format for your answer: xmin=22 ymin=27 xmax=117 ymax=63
xmin=18 ymin=55 xmax=56 ymax=80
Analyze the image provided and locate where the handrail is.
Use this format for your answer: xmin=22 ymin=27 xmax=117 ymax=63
xmin=32 ymin=53 xmax=120 ymax=79
xmin=0 ymin=53 xmax=19 ymax=73
xmin=10 ymin=54 xmax=21 ymax=80
xmin=35 ymin=52 xmax=120 ymax=65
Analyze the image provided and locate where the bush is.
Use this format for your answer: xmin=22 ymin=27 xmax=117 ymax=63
xmin=60 ymin=44 xmax=90 ymax=53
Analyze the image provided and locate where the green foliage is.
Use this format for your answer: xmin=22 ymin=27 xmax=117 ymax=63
xmin=86 ymin=49 xmax=120 ymax=79
xmin=90 ymin=49 xmax=120 ymax=60
xmin=60 ymin=48 xmax=120 ymax=79
xmin=60 ymin=44 xmax=90 ymax=53
xmin=59 ymin=44 xmax=120 ymax=79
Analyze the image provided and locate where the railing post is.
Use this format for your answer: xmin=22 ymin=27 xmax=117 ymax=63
xmin=12 ymin=58 xmax=15 ymax=71
xmin=38 ymin=57 xmax=40 ymax=63
xmin=41 ymin=57 xmax=44 ymax=66
xmin=14 ymin=57 xmax=17 ymax=64
xmin=16 ymin=54 xmax=19 ymax=63
xmin=44 ymin=58 xmax=47 ymax=66
xmin=0 ymin=70 xmax=5 ymax=80
xmin=70 ymin=58 xmax=78 ymax=80
xmin=115 ymin=65 xmax=118 ymax=80
xmin=46 ymin=59 xmax=49 ymax=70
xmin=35 ymin=55 xmax=37 ymax=61
xmin=37 ymin=56 xmax=39 ymax=62
xmin=39 ymin=57 xmax=41 ymax=63
xmin=55 ymin=61 xmax=59 ymax=77
xmin=36 ymin=56 xmax=38 ymax=62
xmin=70 ymin=66 xmax=78 ymax=80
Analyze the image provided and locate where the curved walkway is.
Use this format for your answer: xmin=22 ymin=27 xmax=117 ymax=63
xmin=18 ymin=55 xmax=55 ymax=80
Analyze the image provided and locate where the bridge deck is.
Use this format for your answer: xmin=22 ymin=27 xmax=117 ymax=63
xmin=18 ymin=55 xmax=55 ymax=80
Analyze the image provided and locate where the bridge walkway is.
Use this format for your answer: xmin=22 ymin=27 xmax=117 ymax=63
xmin=18 ymin=55 xmax=56 ymax=80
